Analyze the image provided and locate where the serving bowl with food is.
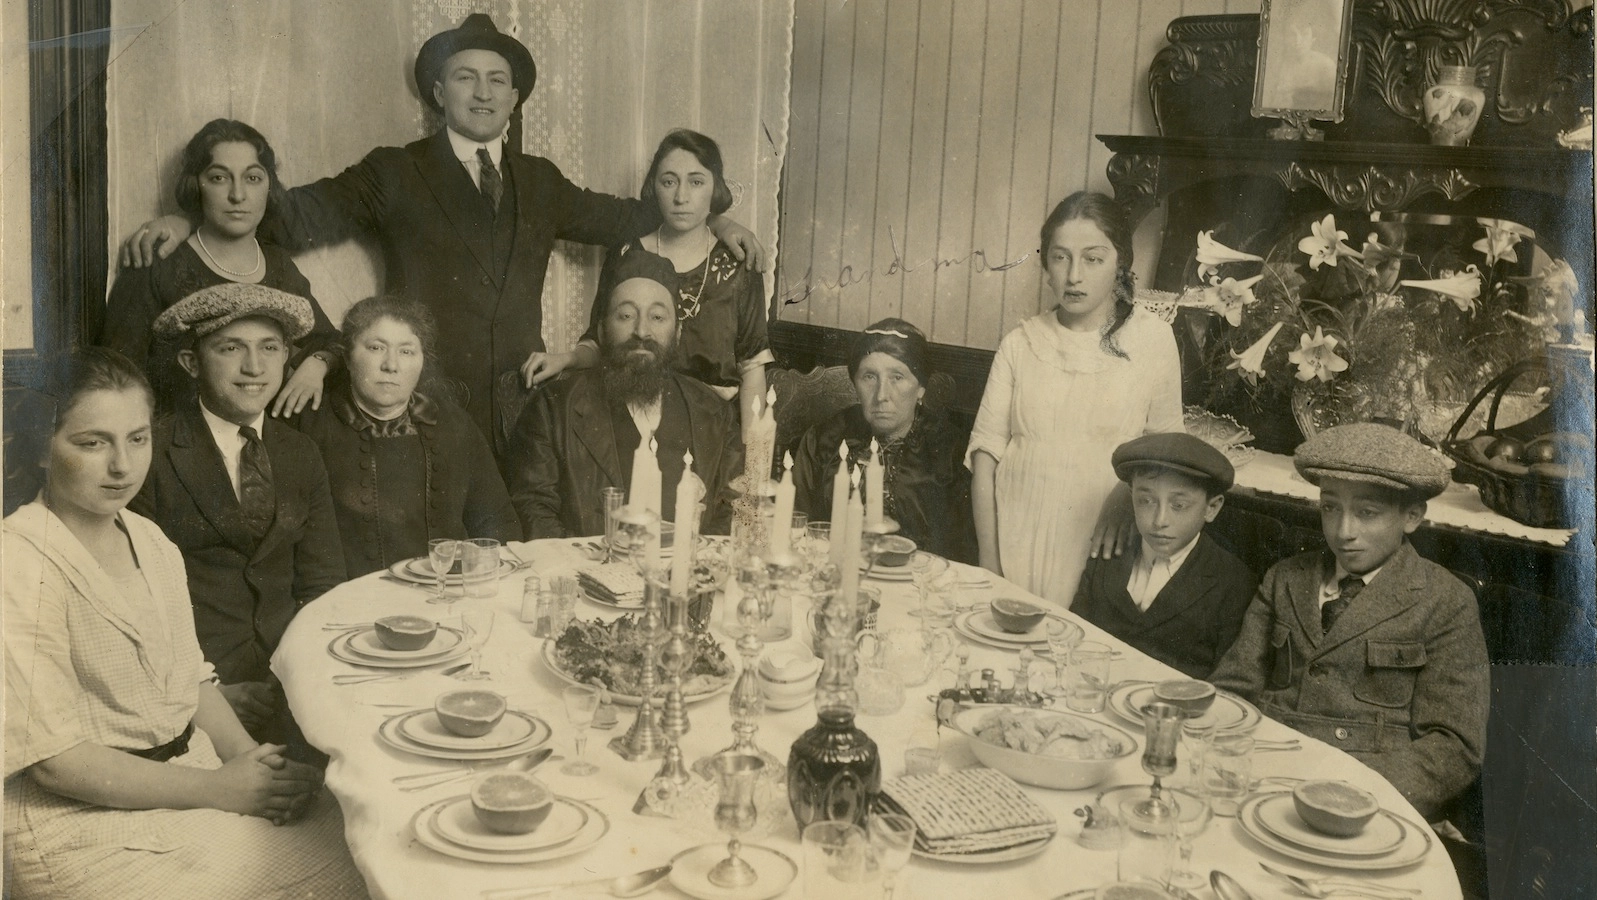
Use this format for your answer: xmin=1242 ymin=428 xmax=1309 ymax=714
xmin=545 ymin=616 xmax=735 ymax=705
xmin=952 ymin=705 xmax=1138 ymax=789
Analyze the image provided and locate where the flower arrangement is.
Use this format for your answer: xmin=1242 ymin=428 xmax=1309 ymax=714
xmin=1180 ymin=212 xmax=1576 ymax=439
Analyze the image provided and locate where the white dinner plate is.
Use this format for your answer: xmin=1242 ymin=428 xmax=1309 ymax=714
xmin=430 ymin=795 xmax=589 ymax=853
xmin=327 ymin=629 xmax=469 ymax=670
xmin=344 ymin=626 xmax=463 ymax=661
xmin=412 ymin=795 xmax=608 ymax=864
xmin=956 ymin=609 xmax=1077 ymax=646
xmin=1238 ymin=793 xmax=1432 ymax=871
xmin=910 ymin=834 xmax=1053 ymax=864
xmin=1108 ymin=681 xmax=1261 ymax=734
xmin=578 ymin=588 xmax=644 ymax=611
xmin=395 ymin=709 xmax=540 ymax=752
xmin=378 ymin=710 xmax=550 ymax=761
xmin=539 ymin=641 xmax=733 ymax=707
xmin=388 ymin=556 xmax=516 ymax=586
xmin=1253 ymin=791 xmax=1408 ymax=856
xmin=669 ymin=843 xmax=797 ymax=899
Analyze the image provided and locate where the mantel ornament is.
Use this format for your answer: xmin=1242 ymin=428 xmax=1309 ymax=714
xmin=1275 ymin=162 xmax=1479 ymax=212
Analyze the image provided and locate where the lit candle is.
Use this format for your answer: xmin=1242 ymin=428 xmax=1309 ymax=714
xmin=744 ymin=391 xmax=776 ymax=496
xmin=865 ymin=437 xmax=885 ymax=528
xmin=771 ymin=451 xmax=796 ymax=556
xmin=642 ymin=434 xmax=662 ymax=573
xmin=671 ymin=449 xmax=699 ymax=598
xmin=629 ymin=429 xmax=662 ymax=514
xmin=828 ymin=440 xmax=850 ymax=566
xmin=841 ymin=466 xmax=864 ymax=609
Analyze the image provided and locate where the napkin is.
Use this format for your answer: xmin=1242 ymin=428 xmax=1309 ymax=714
xmin=879 ymin=768 xmax=1056 ymax=855
xmin=576 ymin=564 xmax=646 ymax=606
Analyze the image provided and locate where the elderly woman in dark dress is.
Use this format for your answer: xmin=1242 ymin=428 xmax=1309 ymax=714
xmin=99 ymin=118 xmax=340 ymax=416
xmin=791 ymin=318 xmax=978 ymax=564
xmin=292 ymin=296 xmax=518 ymax=578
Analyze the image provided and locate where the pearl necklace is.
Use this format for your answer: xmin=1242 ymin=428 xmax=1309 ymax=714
xmin=195 ymin=230 xmax=264 ymax=280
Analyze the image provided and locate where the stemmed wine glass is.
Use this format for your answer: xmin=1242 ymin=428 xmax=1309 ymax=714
xmin=868 ymin=813 xmax=917 ymax=900
xmin=458 ymin=607 xmax=495 ymax=680
xmin=1168 ymin=795 xmax=1214 ymax=891
xmin=561 ymin=684 xmax=601 ymax=775
xmin=427 ymin=538 xmax=460 ymax=605
xmin=1136 ymin=701 xmax=1184 ymax=821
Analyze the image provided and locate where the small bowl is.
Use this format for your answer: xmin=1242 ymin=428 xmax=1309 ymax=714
xmin=373 ymin=615 xmax=437 ymax=651
xmin=1152 ymin=679 xmax=1217 ymax=717
xmin=758 ymin=669 xmax=821 ymax=711
xmin=872 ymin=535 xmax=917 ymax=567
xmin=1293 ymin=780 xmax=1380 ymax=837
xmin=953 ymin=705 xmax=1138 ymax=790
xmin=989 ymin=598 xmax=1048 ymax=634
xmin=434 ymin=690 xmax=507 ymax=737
xmin=470 ymin=772 xmax=554 ymax=835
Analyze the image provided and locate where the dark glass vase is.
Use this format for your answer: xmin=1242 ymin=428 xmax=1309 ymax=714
xmin=786 ymin=707 xmax=881 ymax=830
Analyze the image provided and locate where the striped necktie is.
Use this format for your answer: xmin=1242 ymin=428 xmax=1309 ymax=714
xmin=477 ymin=147 xmax=502 ymax=214
xmin=238 ymin=425 xmax=275 ymax=539
xmin=1321 ymin=574 xmax=1363 ymax=634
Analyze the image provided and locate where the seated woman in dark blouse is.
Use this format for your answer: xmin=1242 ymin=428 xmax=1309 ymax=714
xmin=293 ymin=295 xmax=519 ymax=578
xmin=99 ymin=119 xmax=340 ymax=416
xmin=792 ymin=319 xmax=978 ymax=564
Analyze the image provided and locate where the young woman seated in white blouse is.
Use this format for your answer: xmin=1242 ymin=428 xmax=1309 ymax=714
xmin=2 ymin=348 xmax=367 ymax=899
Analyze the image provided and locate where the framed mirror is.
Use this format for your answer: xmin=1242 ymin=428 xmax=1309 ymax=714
xmin=1251 ymin=0 xmax=1356 ymax=139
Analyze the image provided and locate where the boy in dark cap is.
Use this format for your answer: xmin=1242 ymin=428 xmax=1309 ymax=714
xmin=132 ymin=283 xmax=346 ymax=743
xmin=505 ymin=247 xmax=744 ymax=538
xmin=1211 ymin=423 xmax=1488 ymax=819
xmin=1072 ymin=432 xmax=1257 ymax=678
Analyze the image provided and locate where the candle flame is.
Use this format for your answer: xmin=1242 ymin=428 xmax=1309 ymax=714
xmin=683 ymin=448 xmax=694 ymax=469
xmin=837 ymin=439 xmax=848 ymax=461
xmin=765 ymin=386 xmax=777 ymax=406
xmin=649 ymin=435 xmax=658 ymax=453
xmin=783 ymin=450 xmax=794 ymax=470
xmin=869 ymin=437 xmax=879 ymax=457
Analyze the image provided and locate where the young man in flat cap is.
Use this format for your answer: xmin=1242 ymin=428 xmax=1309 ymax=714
xmin=1072 ymin=432 xmax=1257 ymax=678
xmin=1211 ymin=423 xmax=1489 ymax=820
xmin=122 ymin=14 xmax=764 ymax=446
xmin=132 ymin=283 xmax=346 ymax=741
xmin=506 ymin=247 xmax=743 ymax=539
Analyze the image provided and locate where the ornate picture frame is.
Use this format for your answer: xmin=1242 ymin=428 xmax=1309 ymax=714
xmin=1251 ymin=0 xmax=1356 ymax=139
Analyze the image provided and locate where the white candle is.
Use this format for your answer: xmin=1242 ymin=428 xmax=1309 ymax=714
xmin=629 ymin=429 xmax=662 ymax=514
xmin=841 ymin=466 xmax=864 ymax=610
xmin=744 ymin=392 xmax=776 ymax=495
xmin=828 ymin=440 xmax=850 ymax=566
xmin=771 ymin=451 xmax=796 ymax=556
xmin=671 ymin=449 xmax=699 ymax=598
xmin=865 ymin=437 xmax=885 ymax=528
xmin=643 ymin=435 xmax=662 ymax=573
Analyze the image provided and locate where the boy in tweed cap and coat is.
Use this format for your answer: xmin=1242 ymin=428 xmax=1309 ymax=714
xmin=1210 ymin=423 xmax=1488 ymax=819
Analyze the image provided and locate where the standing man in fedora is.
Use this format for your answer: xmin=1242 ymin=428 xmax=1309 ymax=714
xmin=122 ymin=14 xmax=765 ymax=448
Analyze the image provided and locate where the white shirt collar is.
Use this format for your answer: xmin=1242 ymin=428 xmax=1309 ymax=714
xmin=197 ymin=401 xmax=265 ymax=500
xmin=446 ymin=127 xmax=503 ymax=166
xmin=1320 ymin=561 xmax=1386 ymax=605
xmin=1139 ymin=534 xmax=1201 ymax=572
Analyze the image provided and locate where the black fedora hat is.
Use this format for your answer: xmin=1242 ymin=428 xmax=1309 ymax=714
xmin=414 ymin=14 xmax=536 ymax=113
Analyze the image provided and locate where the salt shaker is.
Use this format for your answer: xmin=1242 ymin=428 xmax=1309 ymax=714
xmin=521 ymin=575 xmax=548 ymax=634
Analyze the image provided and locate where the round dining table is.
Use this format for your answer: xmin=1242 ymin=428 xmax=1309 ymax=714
xmin=273 ymin=539 xmax=1463 ymax=900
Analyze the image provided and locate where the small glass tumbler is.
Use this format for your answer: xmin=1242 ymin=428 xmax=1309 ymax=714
xmin=462 ymin=537 xmax=501 ymax=599
xmin=549 ymin=575 xmax=578 ymax=635
xmin=802 ymin=821 xmax=879 ymax=900
xmin=520 ymin=575 xmax=543 ymax=627
xmin=1116 ymin=798 xmax=1179 ymax=888
xmin=1064 ymin=641 xmax=1113 ymax=713
xmin=805 ymin=521 xmax=832 ymax=568
xmin=1199 ymin=732 xmax=1255 ymax=816
xmin=601 ymin=486 xmax=626 ymax=557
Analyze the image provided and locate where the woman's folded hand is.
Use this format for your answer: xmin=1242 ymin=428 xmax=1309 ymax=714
xmin=208 ymin=743 xmax=320 ymax=822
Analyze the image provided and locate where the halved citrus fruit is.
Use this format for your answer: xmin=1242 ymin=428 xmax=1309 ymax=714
xmin=434 ymin=690 xmax=507 ymax=737
xmin=373 ymin=614 xmax=437 ymax=651
xmin=989 ymin=597 xmax=1047 ymax=633
xmin=1293 ymin=780 xmax=1379 ymax=836
xmin=1152 ymin=679 xmax=1217 ymax=716
xmin=470 ymin=772 xmax=554 ymax=834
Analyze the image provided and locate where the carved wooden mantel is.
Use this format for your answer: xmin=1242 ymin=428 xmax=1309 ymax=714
xmin=1100 ymin=134 xmax=1593 ymax=292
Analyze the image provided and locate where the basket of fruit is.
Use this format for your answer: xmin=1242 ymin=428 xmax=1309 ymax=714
xmin=1445 ymin=357 xmax=1594 ymax=529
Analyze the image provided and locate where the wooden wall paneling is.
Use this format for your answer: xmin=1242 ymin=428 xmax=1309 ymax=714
xmin=837 ymin=0 xmax=888 ymax=333
xmin=807 ymin=0 xmax=860 ymax=330
xmin=1002 ymin=0 xmax=1066 ymax=335
xmin=963 ymin=2 xmax=1025 ymax=349
xmin=896 ymin=0 xmax=955 ymax=334
xmin=1224 ymin=0 xmax=1262 ymax=12
xmin=1181 ymin=0 xmax=1231 ymax=16
xmin=1045 ymin=1 xmax=1101 ymax=222
xmin=867 ymin=0 xmax=920 ymax=329
xmin=1132 ymin=0 xmax=1187 ymax=137
xmin=1085 ymin=1 xmax=1142 ymax=195
xmin=929 ymin=1 xmax=988 ymax=347
xmin=780 ymin=0 xmax=825 ymax=323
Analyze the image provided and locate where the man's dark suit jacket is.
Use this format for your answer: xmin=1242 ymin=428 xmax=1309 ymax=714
xmin=506 ymin=371 xmax=744 ymax=539
xmin=267 ymin=129 xmax=658 ymax=439
xmin=1071 ymin=533 xmax=1258 ymax=679
xmin=131 ymin=403 xmax=346 ymax=684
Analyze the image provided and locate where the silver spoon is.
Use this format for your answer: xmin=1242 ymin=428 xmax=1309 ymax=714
xmin=1258 ymin=862 xmax=1420 ymax=898
xmin=480 ymin=864 xmax=673 ymax=899
xmin=1211 ymin=871 xmax=1257 ymax=900
xmin=394 ymin=746 xmax=555 ymax=791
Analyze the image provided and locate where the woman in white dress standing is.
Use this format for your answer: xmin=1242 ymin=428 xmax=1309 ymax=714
xmin=3 ymin=349 xmax=366 ymax=899
xmin=967 ymin=192 xmax=1184 ymax=606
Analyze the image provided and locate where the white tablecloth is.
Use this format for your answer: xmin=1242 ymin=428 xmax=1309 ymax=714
xmin=1235 ymin=450 xmax=1574 ymax=547
xmin=273 ymin=540 xmax=1462 ymax=900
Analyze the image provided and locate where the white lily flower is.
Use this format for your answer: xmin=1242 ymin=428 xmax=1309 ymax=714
xmin=1288 ymin=326 xmax=1350 ymax=382
xmin=1401 ymin=265 xmax=1483 ymax=313
xmin=1227 ymin=321 xmax=1284 ymax=386
xmin=1297 ymin=215 xmax=1361 ymax=270
xmin=1473 ymin=220 xmax=1522 ymax=267
xmin=1195 ymin=230 xmax=1264 ymax=281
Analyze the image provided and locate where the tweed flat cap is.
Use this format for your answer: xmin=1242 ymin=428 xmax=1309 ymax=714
xmin=1113 ymin=432 xmax=1235 ymax=492
xmin=152 ymin=283 xmax=315 ymax=343
xmin=1294 ymin=422 xmax=1452 ymax=498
